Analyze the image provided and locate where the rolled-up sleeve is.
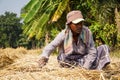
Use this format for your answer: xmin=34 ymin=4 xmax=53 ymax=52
xmin=40 ymin=30 xmax=65 ymax=58
xmin=83 ymin=30 xmax=97 ymax=69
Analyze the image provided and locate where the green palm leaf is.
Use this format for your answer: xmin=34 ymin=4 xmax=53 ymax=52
xmin=23 ymin=0 xmax=36 ymax=11
xmin=22 ymin=0 xmax=68 ymax=40
xmin=20 ymin=0 xmax=37 ymax=18
xmin=24 ymin=0 xmax=47 ymax=23
xmin=23 ymin=4 xmax=56 ymax=39
xmin=36 ymin=5 xmax=56 ymax=39
xmin=51 ymin=0 xmax=69 ymax=22
xmin=22 ymin=22 xmax=33 ymax=35
xmin=27 ymin=19 xmax=40 ymax=38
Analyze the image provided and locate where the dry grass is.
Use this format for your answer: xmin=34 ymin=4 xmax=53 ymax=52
xmin=0 ymin=48 xmax=120 ymax=80
xmin=0 ymin=47 xmax=27 ymax=69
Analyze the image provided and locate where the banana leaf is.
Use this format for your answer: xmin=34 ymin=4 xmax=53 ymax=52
xmin=51 ymin=0 xmax=69 ymax=22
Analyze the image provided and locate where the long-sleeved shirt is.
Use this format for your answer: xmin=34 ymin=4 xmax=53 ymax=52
xmin=40 ymin=26 xmax=97 ymax=69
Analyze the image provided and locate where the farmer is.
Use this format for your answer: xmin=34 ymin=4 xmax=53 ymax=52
xmin=38 ymin=10 xmax=110 ymax=70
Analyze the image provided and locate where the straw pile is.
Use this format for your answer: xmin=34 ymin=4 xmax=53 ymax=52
xmin=0 ymin=47 xmax=27 ymax=69
xmin=0 ymin=48 xmax=120 ymax=80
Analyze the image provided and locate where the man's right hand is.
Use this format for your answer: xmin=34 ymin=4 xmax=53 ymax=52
xmin=38 ymin=56 xmax=48 ymax=68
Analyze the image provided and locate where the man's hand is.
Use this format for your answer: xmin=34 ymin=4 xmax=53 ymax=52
xmin=38 ymin=57 xmax=48 ymax=68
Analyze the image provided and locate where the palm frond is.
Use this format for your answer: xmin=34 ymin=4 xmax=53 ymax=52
xmin=24 ymin=0 xmax=47 ymax=23
xmin=51 ymin=0 xmax=69 ymax=22
xmin=20 ymin=0 xmax=38 ymax=18
xmin=23 ymin=0 xmax=36 ymax=11
xmin=36 ymin=5 xmax=56 ymax=39
xmin=26 ymin=20 xmax=38 ymax=38
xmin=22 ymin=22 xmax=33 ymax=35
xmin=22 ymin=0 xmax=65 ymax=40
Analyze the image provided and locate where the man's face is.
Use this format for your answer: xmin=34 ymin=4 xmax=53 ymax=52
xmin=69 ymin=22 xmax=83 ymax=34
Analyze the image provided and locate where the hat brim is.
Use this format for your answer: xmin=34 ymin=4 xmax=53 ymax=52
xmin=72 ymin=18 xmax=84 ymax=24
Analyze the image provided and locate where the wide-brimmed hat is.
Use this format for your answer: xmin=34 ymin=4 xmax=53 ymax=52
xmin=66 ymin=10 xmax=84 ymax=24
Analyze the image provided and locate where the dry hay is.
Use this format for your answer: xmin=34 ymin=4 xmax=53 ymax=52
xmin=0 ymin=55 xmax=102 ymax=80
xmin=0 ymin=47 xmax=27 ymax=69
xmin=0 ymin=47 xmax=41 ymax=69
xmin=0 ymin=48 xmax=120 ymax=80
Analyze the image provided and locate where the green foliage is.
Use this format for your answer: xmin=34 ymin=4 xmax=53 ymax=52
xmin=35 ymin=5 xmax=56 ymax=39
xmin=18 ymin=34 xmax=45 ymax=49
xmin=20 ymin=0 xmax=120 ymax=48
xmin=51 ymin=0 xmax=69 ymax=22
xmin=22 ymin=0 xmax=55 ymax=39
xmin=21 ymin=0 xmax=37 ymax=18
xmin=0 ymin=12 xmax=22 ymax=48
xmin=23 ymin=0 xmax=46 ymax=23
xmin=71 ymin=0 xmax=120 ymax=47
xmin=50 ymin=27 xmax=60 ymax=40
xmin=117 ymin=34 xmax=120 ymax=47
xmin=21 ymin=0 xmax=69 ymax=40
xmin=90 ymin=22 xmax=117 ymax=46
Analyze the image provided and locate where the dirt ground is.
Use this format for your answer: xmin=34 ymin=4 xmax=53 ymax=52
xmin=0 ymin=48 xmax=120 ymax=80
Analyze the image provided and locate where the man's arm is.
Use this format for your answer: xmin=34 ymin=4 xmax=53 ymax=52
xmin=38 ymin=30 xmax=65 ymax=68
xmin=40 ymin=30 xmax=65 ymax=58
